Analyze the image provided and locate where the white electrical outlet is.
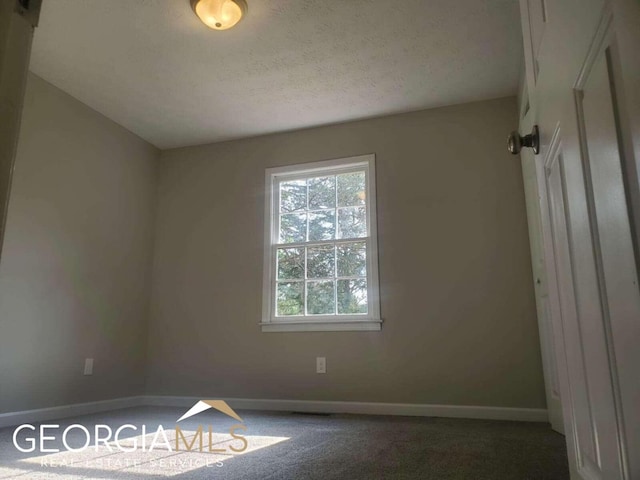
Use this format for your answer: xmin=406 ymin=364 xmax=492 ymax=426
xmin=83 ymin=358 xmax=94 ymax=376
xmin=316 ymin=357 xmax=326 ymax=374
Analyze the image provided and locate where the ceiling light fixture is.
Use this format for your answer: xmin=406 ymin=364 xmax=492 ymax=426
xmin=190 ymin=0 xmax=247 ymax=31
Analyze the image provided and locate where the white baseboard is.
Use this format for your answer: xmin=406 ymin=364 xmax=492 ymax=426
xmin=0 ymin=395 xmax=547 ymax=428
xmin=144 ymin=395 xmax=548 ymax=423
xmin=0 ymin=396 xmax=145 ymax=429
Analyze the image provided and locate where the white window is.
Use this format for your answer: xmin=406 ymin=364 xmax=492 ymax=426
xmin=261 ymin=154 xmax=381 ymax=332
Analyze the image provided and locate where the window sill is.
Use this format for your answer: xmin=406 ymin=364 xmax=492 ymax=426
xmin=260 ymin=318 xmax=382 ymax=333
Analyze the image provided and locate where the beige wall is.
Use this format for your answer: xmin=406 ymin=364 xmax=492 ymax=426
xmin=0 ymin=86 xmax=544 ymax=412
xmin=0 ymin=74 xmax=158 ymax=413
xmin=147 ymin=96 xmax=546 ymax=408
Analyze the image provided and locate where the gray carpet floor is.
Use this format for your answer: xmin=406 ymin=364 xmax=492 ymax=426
xmin=0 ymin=406 xmax=569 ymax=479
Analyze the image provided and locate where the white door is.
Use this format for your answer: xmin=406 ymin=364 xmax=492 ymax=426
xmin=519 ymin=0 xmax=640 ymax=478
xmin=519 ymin=103 xmax=564 ymax=434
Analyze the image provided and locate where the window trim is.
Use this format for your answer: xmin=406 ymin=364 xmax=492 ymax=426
xmin=261 ymin=154 xmax=382 ymax=333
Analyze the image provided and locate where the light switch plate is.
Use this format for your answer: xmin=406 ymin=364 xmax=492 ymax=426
xmin=84 ymin=358 xmax=94 ymax=376
xmin=316 ymin=357 xmax=326 ymax=374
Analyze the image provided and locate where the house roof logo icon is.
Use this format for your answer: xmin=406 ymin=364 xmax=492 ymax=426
xmin=176 ymin=400 xmax=243 ymax=423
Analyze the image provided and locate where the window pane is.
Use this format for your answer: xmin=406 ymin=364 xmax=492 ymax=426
xmin=337 ymin=242 xmax=367 ymax=277
xmin=280 ymin=213 xmax=307 ymax=243
xmin=280 ymin=180 xmax=306 ymax=212
xmin=337 ymin=279 xmax=368 ymax=314
xmin=308 ymin=211 xmax=335 ymax=241
xmin=307 ymin=245 xmax=335 ymax=279
xmin=307 ymin=281 xmax=335 ymax=315
xmin=277 ymin=248 xmax=304 ymax=280
xmin=308 ymin=176 xmax=336 ymax=210
xmin=338 ymin=207 xmax=367 ymax=239
xmin=277 ymin=282 xmax=304 ymax=316
xmin=337 ymin=172 xmax=365 ymax=207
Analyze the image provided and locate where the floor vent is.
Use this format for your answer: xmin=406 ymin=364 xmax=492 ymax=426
xmin=290 ymin=411 xmax=332 ymax=416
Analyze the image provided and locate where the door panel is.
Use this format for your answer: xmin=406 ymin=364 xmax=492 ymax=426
xmin=546 ymin=141 xmax=624 ymax=479
xmin=525 ymin=0 xmax=547 ymax=82
xmin=546 ymin=146 xmax=601 ymax=478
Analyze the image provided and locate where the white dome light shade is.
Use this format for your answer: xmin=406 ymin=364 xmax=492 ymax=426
xmin=191 ymin=0 xmax=247 ymax=31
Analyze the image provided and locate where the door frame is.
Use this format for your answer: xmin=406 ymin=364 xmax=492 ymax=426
xmin=0 ymin=0 xmax=40 ymax=262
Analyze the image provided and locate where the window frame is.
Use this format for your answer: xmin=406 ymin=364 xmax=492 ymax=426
xmin=261 ymin=154 xmax=382 ymax=332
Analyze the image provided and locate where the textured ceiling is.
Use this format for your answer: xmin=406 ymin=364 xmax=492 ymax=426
xmin=30 ymin=0 xmax=522 ymax=149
